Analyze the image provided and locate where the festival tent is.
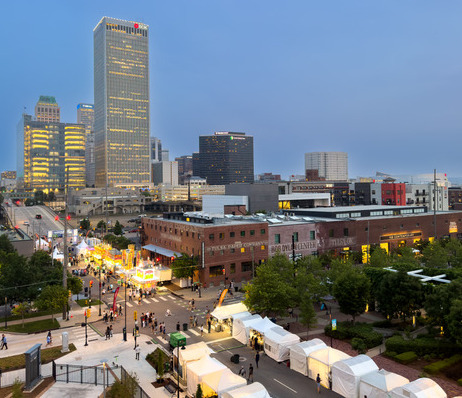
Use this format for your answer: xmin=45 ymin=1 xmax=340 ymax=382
xmin=211 ymin=302 xmax=248 ymax=321
xmin=263 ymin=326 xmax=300 ymax=362
xmin=221 ymin=382 xmax=271 ymax=398
xmin=389 ymin=378 xmax=447 ymax=398
xmin=52 ymin=248 xmax=64 ymax=261
xmin=290 ymin=339 xmax=327 ymax=376
xmin=308 ymin=347 xmax=351 ymax=388
xmin=359 ymin=369 xmax=409 ymax=398
xmin=76 ymin=239 xmax=89 ymax=255
xmin=331 ymin=354 xmax=379 ymax=398
xmin=232 ymin=314 xmax=262 ymax=344
xmin=202 ymin=368 xmax=247 ymax=397
xmin=186 ymin=355 xmax=227 ymax=396
xmin=250 ymin=316 xmax=277 ymax=335
xmin=178 ymin=342 xmax=213 ymax=379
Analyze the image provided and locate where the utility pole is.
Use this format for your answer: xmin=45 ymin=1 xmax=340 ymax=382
xmin=63 ymin=166 xmax=69 ymax=320
xmin=433 ymin=169 xmax=437 ymax=240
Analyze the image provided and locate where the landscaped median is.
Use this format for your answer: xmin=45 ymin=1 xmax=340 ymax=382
xmin=0 ymin=318 xmax=60 ymax=334
xmin=76 ymin=299 xmax=103 ymax=307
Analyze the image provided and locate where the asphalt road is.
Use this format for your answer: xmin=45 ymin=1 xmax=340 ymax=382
xmin=11 ymin=204 xmax=64 ymax=236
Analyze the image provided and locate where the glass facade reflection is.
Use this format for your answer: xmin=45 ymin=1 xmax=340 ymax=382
xmin=94 ymin=17 xmax=150 ymax=187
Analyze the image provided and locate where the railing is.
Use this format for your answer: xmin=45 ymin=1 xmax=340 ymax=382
xmin=120 ymin=366 xmax=151 ymax=398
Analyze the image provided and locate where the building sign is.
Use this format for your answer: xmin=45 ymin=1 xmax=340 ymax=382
xmin=209 ymin=241 xmax=267 ymax=251
xmin=449 ymin=222 xmax=458 ymax=234
xmin=160 ymin=232 xmax=181 ymax=242
xmin=270 ymin=241 xmax=317 ymax=254
xmin=328 ymin=237 xmax=356 ymax=248
xmin=380 ymin=232 xmax=422 ymax=241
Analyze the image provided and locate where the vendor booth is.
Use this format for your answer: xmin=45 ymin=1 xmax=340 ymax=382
xmin=389 ymin=378 xmax=446 ymax=398
xmin=359 ymin=369 xmax=409 ymax=398
xmin=186 ymin=355 xmax=227 ymax=396
xmin=221 ymin=382 xmax=271 ymax=398
xmin=76 ymin=239 xmax=89 ymax=256
xmin=308 ymin=347 xmax=351 ymax=388
xmin=211 ymin=302 xmax=249 ymax=334
xmin=232 ymin=314 xmax=262 ymax=344
xmin=290 ymin=339 xmax=327 ymax=376
xmin=131 ymin=265 xmax=159 ymax=290
xmin=201 ymin=368 xmax=247 ymax=398
xmin=248 ymin=317 xmax=278 ymax=351
xmin=177 ymin=342 xmax=213 ymax=380
xmin=263 ymin=326 xmax=300 ymax=362
xmin=331 ymin=354 xmax=379 ymax=398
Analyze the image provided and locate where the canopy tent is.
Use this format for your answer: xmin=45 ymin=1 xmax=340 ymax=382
xmin=390 ymin=378 xmax=447 ymax=398
xmin=308 ymin=347 xmax=351 ymax=388
xmin=359 ymin=369 xmax=409 ymax=398
xmin=331 ymin=354 xmax=379 ymax=398
xmin=221 ymin=382 xmax=271 ymax=398
xmin=178 ymin=342 xmax=213 ymax=379
xmin=290 ymin=339 xmax=327 ymax=376
xmin=263 ymin=326 xmax=300 ymax=362
xmin=52 ymin=248 xmax=64 ymax=261
xmin=202 ymin=368 xmax=247 ymax=398
xmin=186 ymin=356 xmax=227 ymax=396
xmin=76 ymin=239 xmax=89 ymax=255
xmin=211 ymin=302 xmax=248 ymax=321
xmin=35 ymin=238 xmax=49 ymax=251
xmin=250 ymin=316 xmax=277 ymax=335
xmin=232 ymin=314 xmax=262 ymax=344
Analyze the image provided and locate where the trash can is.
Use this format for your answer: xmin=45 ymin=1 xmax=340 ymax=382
xmin=183 ymin=323 xmax=188 ymax=331
xmin=234 ymin=287 xmax=238 ymax=293
xmin=123 ymin=327 xmax=127 ymax=341
xmin=230 ymin=354 xmax=239 ymax=364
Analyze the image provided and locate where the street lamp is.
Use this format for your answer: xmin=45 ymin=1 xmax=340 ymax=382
xmin=124 ymin=279 xmax=127 ymax=341
xmin=4 ymin=297 xmax=6 ymax=329
xmin=98 ymin=267 xmax=102 ymax=317
xmin=177 ymin=344 xmax=185 ymax=398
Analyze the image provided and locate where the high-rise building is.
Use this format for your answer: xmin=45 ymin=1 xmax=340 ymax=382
xmin=150 ymin=137 xmax=162 ymax=163
xmin=152 ymin=161 xmax=178 ymax=186
xmin=305 ymin=152 xmax=348 ymax=181
xmin=35 ymin=96 xmax=60 ymax=123
xmin=77 ymin=104 xmax=95 ymax=187
xmin=17 ymin=114 xmax=86 ymax=192
xmin=175 ymin=155 xmax=193 ymax=184
xmin=94 ymin=17 xmax=150 ymax=187
xmin=198 ymin=132 xmax=254 ymax=185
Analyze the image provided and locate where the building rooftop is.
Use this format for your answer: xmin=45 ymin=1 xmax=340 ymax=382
xmin=38 ymin=95 xmax=57 ymax=104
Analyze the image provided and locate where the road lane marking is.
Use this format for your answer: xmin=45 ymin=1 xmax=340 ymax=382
xmin=159 ymin=296 xmax=167 ymax=301
xmin=273 ymin=379 xmax=297 ymax=393
xmin=151 ymin=298 xmax=159 ymax=303
xmin=189 ymin=329 xmax=200 ymax=336
xmin=143 ymin=299 xmax=150 ymax=304
xmin=125 ymin=302 xmax=133 ymax=307
xmin=167 ymin=295 xmax=176 ymax=300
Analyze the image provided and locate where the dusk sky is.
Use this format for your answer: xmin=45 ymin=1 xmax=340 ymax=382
xmin=3 ymin=1 xmax=462 ymax=180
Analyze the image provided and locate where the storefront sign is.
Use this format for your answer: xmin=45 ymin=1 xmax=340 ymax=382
xmin=380 ymin=232 xmax=421 ymax=241
xmin=209 ymin=241 xmax=267 ymax=251
xmin=270 ymin=241 xmax=317 ymax=254
xmin=328 ymin=237 xmax=356 ymax=248
xmin=450 ymin=222 xmax=458 ymax=233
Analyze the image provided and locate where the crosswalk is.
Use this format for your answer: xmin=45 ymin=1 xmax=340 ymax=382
xmin=153 ymin=326 xmax=207 ymax=345
xmin=116 ymin=294 xmax=177 ymax=307
xmin=69 ymin=324 xmax=104 ymax=344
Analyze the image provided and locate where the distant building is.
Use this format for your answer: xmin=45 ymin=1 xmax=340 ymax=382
xmin=1 ymin=171 xmax=16 ymax=180
xmin=150 ymin=137 xmax=162 ymax=163
xmin=76 ymin=104 xmax=94 ymax=134
xmin=175 ymin=155 xmax=193 ymax=184
xmin=151 ymin=182 xmax=224 ymax=202
xmin=161 ymin=149 xmax=169 ymax=162
xmin=152 ymin=161 xmax=178 ymax=186
xmin=77 ymin=104 xmax=95 ymax=187
xmin=406 ymin=184 xmax=448 ymax=211
xmin=305 ymin=152 xmax=348 ymax=181
xmin=225 ymin=183 xmax=279 ymax=213
xmin=35 ymin=96 xmax=60 ymax=123
xmin=257 ymin=173 xmax=281 ymax=182
xmin=198 ymin=132 xmax=254 ymax=185
xmin=381 ymin=178 xmax=406 ymax=206
xmin=94 ymin=17 xmax=150 ymax=187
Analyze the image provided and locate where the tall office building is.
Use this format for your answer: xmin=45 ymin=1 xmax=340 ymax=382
xmin=305 ymin=152 xmax=348 ymax=181
xmin=175 ymin=155 xmax=193 ymax=184
xmin=150 ymin=137 xmax=162 ymax=163
xmin=35 ymin=96 xmax=60 ymax=123
xmin=94 ymin=17 xmax=150 ymax=187
xmin=77 ymin=104 xmax=95 ymax=187
xmin=198 ymin=132 xmax=254 ymax=185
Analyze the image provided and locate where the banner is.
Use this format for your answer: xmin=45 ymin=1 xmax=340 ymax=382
xmin=217 ymin=289 xmax=228 ymax=307
xmin=112 ymin=287 xmax=120 ymax=313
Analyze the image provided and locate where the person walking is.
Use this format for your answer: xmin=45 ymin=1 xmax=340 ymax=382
xmin=238 ymin=366 xmax=246 ymax=378
xmin=109 ymin=325 xmax=113 ymax=338
xmin=328 ymin=371 xmax=332 ymax=390
xmin=105 ymin=326 xmax=111 ymax=340
xmin=316 ymin=374 xmax=321 ymax=394
xmin=248 ymin=364 xmax=254 ymax=383
xmin=176 ymin=321 xmax=180 ymax=332
xmin=135 ymin=345 xmax=140 ymax=360
xmin=200 ymin=324 xmax=204 ymax=336
xmin=255 ymin=352 xmax=260 ymax=368
xmin=2 ymin=335 xmax=7 ymax=350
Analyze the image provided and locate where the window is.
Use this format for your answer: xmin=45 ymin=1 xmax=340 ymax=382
xmin=275 ymin=234 xmax=281 ymax=244
xmin=310 ymin=231 xmax=316 ymax=240
xmin=209 ymin=250 xmax=214 ymax=256
xmin=230 ymin=232 xmax=235 ymax=238
xmin=220 ymin=250 xmax=224 ymax=255
xmin=329 ymin=229 xmax=334 ymax=238
xmin=250 ymin=230 xmax=255 ymax=236
xmin=241 ymin=248 xmax=245 ymax=253
xmin=293 ymin=232 xmax=299 ymax=242
xmin=240 ymin=231 xmax=245 ymax=237
xmin=230 ymin=263 xmax=236 ymax=274
xmin=230 ymin=248 xmax=235 ymax=254
xmin=261 ymin=229 xmax=266 ymax=235
xmin=344 ymin=228 xmax=349 ymax=236
xmin=241 ymin=261 xmax=252 ymax=272
xmin=192 ymin=232 xmax=195 ymax=238
xmin=209 ymin=265 xmax=223 ymax=277
xmin=219 ymin=233 xmax=224 ymax=240
xmin=209 ymin=234 xmax=214 ymax=240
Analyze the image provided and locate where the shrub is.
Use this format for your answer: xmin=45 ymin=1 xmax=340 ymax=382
xmin=424 ymin=355 xmax=462 ymax=375
xmin=351 ymin=338 xmax=367 ymax=354
xmin=458 ymin=378 xmax=462 ymax=386
xmin=395 ymin=351 xmax=418 ymax=364
xmin=384 ymin=351 xmax=397 ymax=358
xmin=325 ymin=322 xmax=383 ymax=349
xmin=385 ymin=335 xmax=461 ymax=357
xmin=372 ymin=320 xmax=393 ymax=328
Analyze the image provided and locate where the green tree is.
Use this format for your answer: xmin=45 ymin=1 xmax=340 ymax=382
xmin=107 ymin=372 xmax=138 ymax=398
xmin=34 ymin=190 xmax=45 ymax=204
xmin=11 ymin=378 xmax=23 ymax=398
xmin=97 ymin=220 xmax=106 ymax=235
xmin=0 ymin=234 xmax=15 ymax=254
xmin=444 ymin=239 xmax=462 ymax=267
xmin=171 ymin=253 xmax=199 ymax=285
xmin=369 ymin=248 xmax=390 ymax=268
xmin=28 ymin=250 xmax=63 ymax=291
xmin=327 ymin=257 xmax=354 ymax=292
xmin=113 ymin=220 xmax=123 ymax=236
xmin=0 ymin=192 xmax=4 ymax=204
xmin=0 ymin=251 xmax=35 ymax=302
xmin=12 ymin=302 xmax=31 ymax=328
xmin=67 ymin=275 xmax=83 ymax=296
xmin=195 ymin=384 xmax=203 ymax=398
xmin=332 ymin=270 xmax=370 ymax=324
xmin=79 ymin=218 xmax=91 ymax=231
xmin=295 ymin=266 xmax=328 ymax=304
xmin=422 ymin=241 xmax=448 ymax=268
xmin=24 ymin=198 xmax=35 ymax=206
xmin=35 ymin=285 xmax=68 ymax=322
xmin=391 ymin=246 xmax=420 ymax=269
xmin=299 ymin=293 xmax=317 ymax=339
xmin=47 ymin=191 xmax=56 ymax=202
xmin=446 ymin=299 xmax=462 ymax=345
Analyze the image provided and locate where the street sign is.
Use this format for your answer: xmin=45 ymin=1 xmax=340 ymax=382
xmin=332 ymin=319 xmax=337 ymax=331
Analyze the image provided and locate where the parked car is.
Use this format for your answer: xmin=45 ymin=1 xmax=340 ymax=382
xmin=35 ymin=214 xmax=42 ymax=219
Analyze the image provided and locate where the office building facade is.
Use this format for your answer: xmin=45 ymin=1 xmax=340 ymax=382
xmin=77 ymin=104 xmax=95 ymax=187
xmin=94 ymin=17 xmax=150 ymax=187
xmin=198 ymin=132 xmax=254 ymax=185
xmin=35 ymin=96 xmax=60 ymax=123
xmin=305 ymin=152 xmax=348 ymax=181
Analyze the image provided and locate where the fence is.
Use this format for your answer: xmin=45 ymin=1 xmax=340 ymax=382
xmin=120 ymin=366 xmax=151 ymax=398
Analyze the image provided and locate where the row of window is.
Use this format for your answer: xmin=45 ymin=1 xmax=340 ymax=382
xmin=274 ymin=231 xmax=315 ymax=244
xmin=209 ymin=229 xmax=266 ymax=240
xmin=209 ymin=261 xmax=255 ymax=277
xmin=209 ymin=246 xmax=265 ymax=256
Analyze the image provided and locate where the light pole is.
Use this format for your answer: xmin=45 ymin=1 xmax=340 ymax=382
xmin=98 ymin=267 xmax=102 ymax=317
xmin=177 ymin=344 xmax=185 ymax=398
xmin=124 ymin=280 xmax=127 ymax=341
xmin=4 ymin=297 xmax=6 ymax=329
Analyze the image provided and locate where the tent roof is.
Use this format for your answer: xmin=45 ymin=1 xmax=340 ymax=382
xmin=232 ymin=311 xmax=252 ymax=321
xmin=265 ymin=326 xmax=300 ymax=345
xmin=361 ymin=369 xmax=409 ymax=392
xmin=332 ymin=354 xmax=378 ymax=376
xmin=238 ymin=314 xmax=262 ymax=327
xmin=398 ymin=378 xmax=446 ymax=398
xmin=187 ymin=355 xmax=227 ymax=377
xmin=250 ymin=317 xmax=276 ymax=334
xmin=179 ymin=342 xmax=213 ymax=363
xmin=203 ymin=368 xmax=246 ymax=393
xmin=309 ymin=347 xmax=351 ymax=365
xmin=290 ymin=339 xmax=327 ymax=356
xmin=77 ymin=240 xmax=89 ymax=249
xmin=211 ymin=302 xmax=248 ymax=321
xmin=222 ymin=382 xmax=271 ymax=398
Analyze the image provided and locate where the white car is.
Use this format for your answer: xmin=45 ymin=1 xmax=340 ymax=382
xmin=23 ymin=221 xmax=30 ymax=226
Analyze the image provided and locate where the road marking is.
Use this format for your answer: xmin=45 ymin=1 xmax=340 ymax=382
xmin=181 ymin=331 xmax=190 ymax=338
xmin=273 ymin=379 xmax=297 ymax=393
xmin=167 ymin=295 xmax=176 ymax=300
xmin=157 ymin=336 xmax=168 ymax=344
xmin=151 ymin=298 xmax=159 ymax=303
xmin=159 ymin=296 xmax=167 ymax=301
xmin=143 ymin=299 xmax=150 ymax=304
xmin=206 ymin=336 xmax=234 ymax=345
xmin=189 ymin=329 xmax=200 ymax=336
xmin=126 ymin=302 xmax=133 ymax=307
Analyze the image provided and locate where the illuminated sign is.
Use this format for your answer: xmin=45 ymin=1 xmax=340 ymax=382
xmin=380 ymin=232 xmax=422 ymax=241
xmin=450 ymin=222 xmax=458 ymax=233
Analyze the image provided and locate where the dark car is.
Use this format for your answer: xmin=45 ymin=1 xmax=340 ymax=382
xmin=35 ymin=214 xmax=42 ymax=219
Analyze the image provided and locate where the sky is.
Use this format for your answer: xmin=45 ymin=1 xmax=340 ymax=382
xmin=2 ymin=1 xmax=462 ymax=180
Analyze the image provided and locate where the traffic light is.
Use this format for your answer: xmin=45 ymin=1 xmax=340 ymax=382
xmin=66 ymin=215 xmax=71 ymax=220
xmin=89 ymin=280 xmax=93 ymax=288
xmin=170 ymin=256 xmax=175 ymax=262
xmin=155 ymin=257 xmax=160 ymax=263
xmin=87 ymin=308 xmax=91 ymax=318
xmin=134 ymin=310 xmax=138 ymax=320
xmin=68 ymin=290 xmax=72 ymax=297
xmin=55 ymin=215 xmax=59 ymax=221
xmin=222 ymin=267 xmax=226 ymax=275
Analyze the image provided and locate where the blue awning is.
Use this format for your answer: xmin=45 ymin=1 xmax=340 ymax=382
xmin=142 ymin=244 xmax=181 ymax=258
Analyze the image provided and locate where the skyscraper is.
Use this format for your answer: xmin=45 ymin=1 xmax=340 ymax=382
xmin=35 ymin=96 xmax=60 ymax=123
xmin=305 ymin=152 xmax=348 ymax=181
xmin=77 ymin=104 xmax=94 ymax=135
xmin=93 ymin=17 xmax=150 ymax=187
xmin=198 ymin=132 xmax=254 ymax=185
xmin=77 ymin=104 xmax=95 ymax=187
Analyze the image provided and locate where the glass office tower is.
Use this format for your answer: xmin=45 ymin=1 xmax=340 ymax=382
xmin=93 ymin=17 xmax=150 ymax=187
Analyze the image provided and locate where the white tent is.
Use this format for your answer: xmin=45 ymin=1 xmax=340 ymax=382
xmin=290 ymin=339 xmax=327 ymax=376
xmin=211 ymin=302 xmax=248 ymax=321
xmin=331 ymin=354 xmax=379 ymax=398
xmin=308 ymin=347 xmax=351 ymax=388
xmin=178 ymin=342 xmax=213 ymax=379
xmin=232 ymin=314 xmax=262 ymax=344
xmin=76 ymin=239 xmax=89 ymax=255
xmin=221 ymin=382 xmax=271 ymax=398
xmin=52 ymin=248 xmax=64 ymax=261
xmin=186 ymin=356 xmax=227 ymax=396
xmin=202 ymin=368 xmax=247 ymax=397
xmin=35 ymin=238 xmax=49 ymax=251
xmin=390 ymin=378 xmax=447 ymax=398
xmin=359 ymin=369 xmax=409 ymax=398
xmin=250 ymin=316 xmax=277 ymax=335
xmin=263 ymin=326 xmax=300 ymax=362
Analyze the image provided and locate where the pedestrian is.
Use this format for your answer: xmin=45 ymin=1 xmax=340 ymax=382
xmin=176 ymin=321 xmax=180 ymax=332
xmin=135 ymin=345 xmax=140 ymax=360
xmin=46 ymin=333 xmax=52 ymax=346
xmin=200 ymin=324 xmax=204 ymax=336
xmin=248 ymin=364 xmax=253 ymax=383
xmin=110 ymin=311 xmax=114 ymax=323
xmin=189 ymin=315 xmax=193 ymax=327
xmin=193 ymin=315 xmax=198 ymax=327
xmin=316 ymin=374 xmax=321 ymax=394
xmin=110 ymin=325 xmax=113 ymax=338
xmin=2 ymin=335 xmax=7 ymax=350
xmin=138 ymin=296 xmax=141 ymax=305
xmin=0 ymin=334 xmax=4 ymax=349
xmin=207 ymin=320 xmax=211 ymax=334
xmin=191 ymin=299 xmax=195 ymax=310
xmin=162 ymin=323 xmax=166 ymax=336
xmin=119 ymin=305 xmax=122 ymax=316
xmin=238 ymin=366 xmax=246 ymax=378
xmin=106 ymin=326 xmax=111 ymax=340
xmin=255 ymin=352 xmax=260 ymax=368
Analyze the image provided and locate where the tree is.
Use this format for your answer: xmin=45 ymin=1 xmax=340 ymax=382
xmin=327 ymin=257 xmax=354 ymax=293
xmin=444 ymin=239 xmax=462 ymax=267
xmin=332 ymin=270 xmax=370 ymax=324
xmin=67 ymin=275 xmax=83 ymax=297
xmin=0 ymin=234 xmax=15 ymax=254
xmin=0 ymin=251 xmax=36 ymax=302
xmin=12 ymin=302 xmax=31 ymax=328
xmin=422 ymin=241 xmax=448 ymax=268
xmin=107 ymin=372 xmax=138 ymax=398
xmin=113 ymin=220 xmax=123 ymax=236
xmin=391 ymin=246 xmax=420 ymax=269
xmin=171 ymin=253 xmax=199 ymax=284
xmin=295 ymin=266 xmax=328 ymax=304
xmin=24 ymin=198 xmax=35 ymax=206
xmin=35 ymin=285 xmax=68 ymax=322
xmin=34 ymin=191 xmax=45 ymax=204
xmin=195 ymin=384 xmax=203 ymax=398
xmin=97 ymin=220 xmax=106 ymax=235
xmin=79 ymin=218 xmax=91 ymax=231
xmin=47 ymin=191 xmax=56 ymax=202
xmin=299 ymin=293 xmax=317 ymax=339
xmin=369 ymin=248 xmax=390 ymax=268
xmin=446 ymin=299 xmax=462 ymax=346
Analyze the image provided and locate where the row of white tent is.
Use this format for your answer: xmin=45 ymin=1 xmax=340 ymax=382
xmin=177 ymin=342 xmax=271 ymax=398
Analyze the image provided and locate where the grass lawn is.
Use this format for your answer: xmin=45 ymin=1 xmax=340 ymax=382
xmin=0 ymin=344 xmax=76 ymax=372
xmin=0 ymin=318 xmax=60 ymax=334
xmin=76 ymin=299 xmax=103 ymax=307
xmin=5 ymin=309 xmax=60 ymax=322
